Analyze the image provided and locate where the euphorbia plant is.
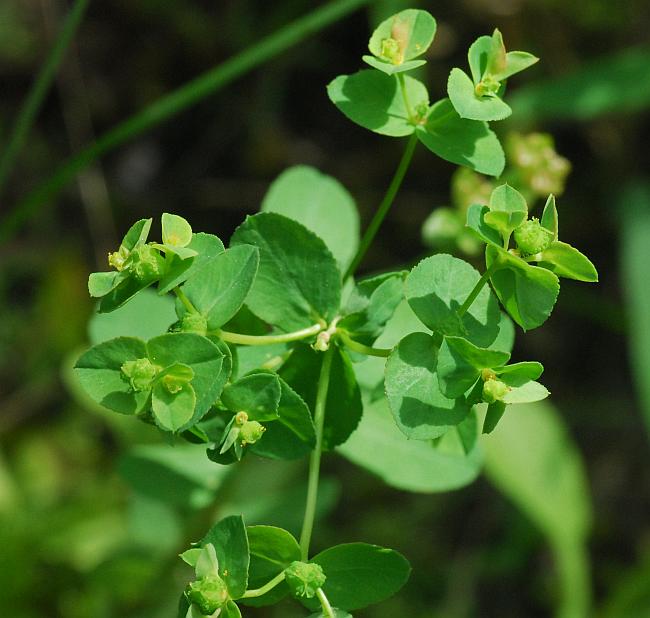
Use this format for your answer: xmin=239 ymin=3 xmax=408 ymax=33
xmin=74 ymin=10 xmax=597 ymax=617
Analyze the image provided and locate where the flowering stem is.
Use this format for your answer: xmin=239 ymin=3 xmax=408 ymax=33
xmin=241 ymin=571 xmax=286 ymax=599
xmin=216 ymin=323 xmax=323 ymax=346
xmin=337 ymin=331 xmax=391 ymax=357
xmin=299 ymin=346 xmax=334 ymax=560
xmin=316 ymin=587 xmax=336 ymax=618
xmin=457 ymin=262 xmax=499 ymax=318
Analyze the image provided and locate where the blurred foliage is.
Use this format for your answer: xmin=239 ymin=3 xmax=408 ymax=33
xmin=1 ymin=0 xmax=649 ymax=616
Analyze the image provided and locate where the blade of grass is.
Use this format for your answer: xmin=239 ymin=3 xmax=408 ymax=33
xmin=0 ymin=0 xmax=371 ymax=243
xmin=0 ymin=0 xmax=90 ymax=198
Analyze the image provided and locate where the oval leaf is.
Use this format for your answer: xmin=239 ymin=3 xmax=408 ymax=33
xmin=448 ymin=68 xmax=512 ymax=121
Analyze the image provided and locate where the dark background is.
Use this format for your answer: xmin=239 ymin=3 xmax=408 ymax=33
xmin=1 ymin=0 xmax=649 ymax=616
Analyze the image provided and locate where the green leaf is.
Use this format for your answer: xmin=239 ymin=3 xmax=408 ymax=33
xmin=158 ymin=232 xmax=226 ymax=296
xmin=152 ymin=381 xmax=196 ymax=432
xmin=486 ymin=245 xmax=560 ymax=331
xmin=75 ymin=337 xmax=150 ymax=414
xmin=367 ymin=9 xmax=436 ymax=62
xmin=279 ymin=345 xmax=362 ymax=449
xmin=162 ymin=213 xmax=192 ymax=248
xmin=241 ymin=526 xmax=300 ymax=608
xmin=415 ymin=98 xmax=505 ymax=177
xmin=537 ymin=241 xmax=598 ymax=282
xmin=305 ymin=543 xmax=410 ymax=611
xmin=483 ymin=400 xmax=506 ymax=434
xmin=147 ymin=333 xmax=227 ymax=422
xmin=437 ymin=336 xmax=510 ymax=398
xmin=338 ymin=398 xmax=483 ymax=492
xmin=118 ymin=443 xmax=229 ymax=509
xmin=88 ymin=288 xmax=177 ymax=344
xmin=327 ymin=70 xmax=428 ymax=137
xmin=447 ymin=68 xmax=512 ymax=122
xmin=98 ymin=273 xmax=155 ymax=313
xmin=250 ymin=377 xmax=316 ymax=460
xmin=488 ymin=311 xmax=516 ymax=354
xmin=502 ymin=380 xmax=550 ymax=404
xmin=406 ymin=254 xmax=500 ymax=347
xmin=468 ymin=35 xmax=493 ymax=84
xmin=484 ymin=401 xmax=592 ymax=617
xmin=362 ymin=55 xmax=426 ymax=75
xmin=484 ymin=183 xmax=528 ymax=237
xmin=541 ymin=194 xmax=559 ymax=239
xmin=495 ymin=51 xmax=539 ymax=81
xmin=466 ymin=203 xmax=503 ymax=248
xmin=221 ymin=373 xmax=281 ymax=422
xmin=220 ymin=600 xmax=242 ymax=618
xmin=195 ymin=543 xmax=220 ymax=578
xmin=88 ymin=271 xmax=126 ymax=298
xmin=494 ymin=361 xmax=543 ymax=383
xmin=385 ymin=332 xmax=472 ymax=439
xmin=201 ymin=515 xmax=250 ymax=600
xmin=231 ymin=213 xmax=341 ymax=332
xmin=261 ymin=166 xmax=359 ymax=270
xmin=121 ymin=218 xmax=152 ymax=251
xmin=182 ymin=245 xmax=260 ymax=330
xmin=340 ymin=271 xmax=405 ymax=344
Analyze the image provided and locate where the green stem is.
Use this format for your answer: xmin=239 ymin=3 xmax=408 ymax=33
xmin=299 ymin=346 xmax=334 ymax=560
xmin=316 ymin=587 xmax=336 ymax=618
xmin=174 ymin=287 xmax=197 ymax=314
xmin=457 ymin=262 xmax=498 ymax=318
xmin=0 ymin=0 xmax=90 ymax=200
xmin=241 ymin=571 xmax=287 ymax=599
xmin=216 ymin=323 xmax=323 ymax=346
xmin=343 ymin=132 xmax=418 ymax=281
xmin=397 ymin=73 xmax=415 ymax=122
xmin=338 ymin=331 xmax=391 ymax=357
xmin=0 ymin=0 xmax=372 ymax=243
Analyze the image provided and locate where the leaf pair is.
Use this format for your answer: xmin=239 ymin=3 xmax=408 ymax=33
xmin=327 ymin=71 xmax=505 ymax=177
xmin=75 ymin=332 xmax=228 ymax=432
xmin=448 ymin=29 xmax=538 ymax=121
xmin=180 ymin=516 xmax=411 ymax=615
xmin=202 ymin=371 xmax=316 ymax=463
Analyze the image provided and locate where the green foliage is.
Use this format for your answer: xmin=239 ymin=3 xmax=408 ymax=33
xmin=71 ymin=9 xmax=599 ymax=615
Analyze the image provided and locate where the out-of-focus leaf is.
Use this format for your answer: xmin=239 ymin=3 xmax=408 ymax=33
xmin=509 ymin=46 xmax=650 ymax=122
xmin=620 ymin=181 xmax=650 ymax=436
xmin=484 ymin=401 xmax=592 ymax=618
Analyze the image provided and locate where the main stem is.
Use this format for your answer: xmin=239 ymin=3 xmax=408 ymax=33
xmin=0 ymin=0 xmax=372 ymax=243
xmin=299 ymin=346 xmax=334 ymax=560
xmin=343 ymin=132 xmax=418 ymax=281
xmin=316 ymin=587 xmax=336 ymax=618
xmin=457 ymin=262 xmax=498 ymax=317
xmin=0 ymin=0 xmax=90 ymax=200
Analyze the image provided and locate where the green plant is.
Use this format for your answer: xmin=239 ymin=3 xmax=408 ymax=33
xmin=73 ymin=9 xmax=597 ymax=617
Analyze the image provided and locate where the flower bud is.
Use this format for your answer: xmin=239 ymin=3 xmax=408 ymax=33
xmin=239 ymin=420 xmax=265 ymax=445
xmin=513 ymin=218 xmax=554 ymax=256
xmin=380 ymin=37 xmax=402 ymax=64
xmin=482 ymin=378 xmax=509 ymax=404
xmin=313 ymin=331 xmax=330 ymax=352
xmin=475 ymin=75 xmax=500 ymax=97
xmin=121 ymin=358 xmax=157 ymax=391
xmin=108 ymin=246 xmax=129 ymax=271
xmin=180 ymin=312 xmax=208 ymax=335
xmin=285 ymin=561 xmax=327 ymax=599
xmin=235 ymin=411 xmax=249 ymax=426
xmin=127 ymin=244 xmax=165 ymax=283
xmin=186 ymin=575 xmax=229 ymax=615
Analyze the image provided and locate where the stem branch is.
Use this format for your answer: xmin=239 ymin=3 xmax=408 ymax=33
xmin=316 ymin=587 xmax=336 ymax=618
xmin=299 ymin=346 xmax=334 ymax=560
xmin=397 ymin=73 xmax=415 ymax=122
xmin=241 ymin=571 xmax=286 ymax=599
xmin=174 ymin=287 xmax=197 ymax=314
xmin=216 ymin=323 xmax=323 ymax=346
xmin=343 ymin=132 xmax=418 ymax=281
xmin=457 ymin=262 xmax=498 ymax=318
xmin=338 ymin=331 xmax=391 ymax=357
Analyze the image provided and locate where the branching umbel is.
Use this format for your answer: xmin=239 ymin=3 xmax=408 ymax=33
xmin=74 ymin=9 xmax=597 ymax=617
